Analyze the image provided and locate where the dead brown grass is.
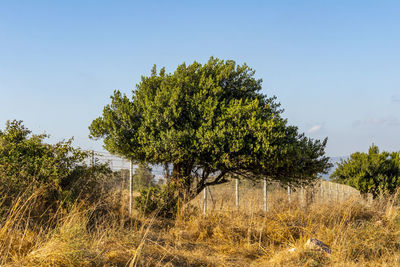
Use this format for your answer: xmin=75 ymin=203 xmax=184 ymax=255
xmin=2 ymin=183 xmax=400 ymax=266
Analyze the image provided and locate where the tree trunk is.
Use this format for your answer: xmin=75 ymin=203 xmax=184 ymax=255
xmin=163 ymin=163 xmax=170 ymax=181
xmin=171 ymin=162 xmax=194 ymax=202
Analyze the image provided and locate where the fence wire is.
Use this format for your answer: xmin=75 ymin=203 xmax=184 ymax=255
xmin=86 ymin=151 xmax=364 ymax=214
xmin=85 ymin=150 xmax=165 ymax=181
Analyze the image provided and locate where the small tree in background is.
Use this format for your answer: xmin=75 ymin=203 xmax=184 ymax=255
xmin=132 ymin=163 xmax=156 ymax=190
xmin=331 ymin=144 xmax=400 ymax=198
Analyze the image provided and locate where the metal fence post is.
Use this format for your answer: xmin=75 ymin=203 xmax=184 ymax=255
xmin=336 ymin=183 xmax=339 ymax=202
xmin=203 ymin=186 xmax=207 ymax=215
xmin=320 ymin=181 xmax=324 ymax=202
xmin=129 ymin=159 xmax=133 ymax=217
xmin=235 ymin=178 xmax=239 ymax=209
xmin=342 ymin=185 xmax=345 ymax=200
xmin=263 ymin=178 xmax=267 ymax=212
xmin=311 ymin=185 xmax=315 ymax=204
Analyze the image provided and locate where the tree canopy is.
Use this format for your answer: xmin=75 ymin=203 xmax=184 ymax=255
xmin=331 ymin=144 xmax=400 ymax=198
xmin=90 ymin=57 xmax=331 ymax=200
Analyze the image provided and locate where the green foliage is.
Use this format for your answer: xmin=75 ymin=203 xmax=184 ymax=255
xmin=331 ymin=144 xmax=400 ymax=198
xmin=0 ymin=120 xmax=112 ymax=215
xmin=0 ymin=120 xmax=84 ymax=192
xmin=90 ymin=57 xmax=331 ymax=201
xmin=132 ymin=163 xmax=156 ymax=190
xmin=135 ymin=182 xmax=179 ymax=218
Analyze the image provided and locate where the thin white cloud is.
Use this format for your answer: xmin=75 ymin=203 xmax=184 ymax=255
xmin=354 ymin=116 xmax=400 ymax=127
xmin=365 ymin=118 xmax=386 ymax=125
xmin=392 ymin=95 xmax=400 ymax=103
xmin=307 ymin=124 xmax=322 ymax=134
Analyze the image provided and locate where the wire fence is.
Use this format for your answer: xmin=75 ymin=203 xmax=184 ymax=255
xmin=86 ymin=150 xmax=164 ymax=180
xmin=87 ymin=151 xmax=364 ymax=215
xmin=198 ymin=179 xmax=365 ymax=215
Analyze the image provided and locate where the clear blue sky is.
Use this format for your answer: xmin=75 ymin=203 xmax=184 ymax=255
xmin=1 ymin=0 xmax=399 ymax=157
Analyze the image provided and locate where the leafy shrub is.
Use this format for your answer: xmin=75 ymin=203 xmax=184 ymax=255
xmin=331 ymin=144 xmax=400 ymax=198
xmin=135 ymin=182 xmax=180 ymax=218
xmin=0 ymin=120 xmax=113 ymax=219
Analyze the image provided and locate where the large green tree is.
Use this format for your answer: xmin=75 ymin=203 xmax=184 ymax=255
xmin=90 ymin=58 xmax=330 ymax=200
xmin=331 ymin=144 xmax=400 ymax=198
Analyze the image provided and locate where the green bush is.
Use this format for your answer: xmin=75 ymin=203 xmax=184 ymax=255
xmin=331 ymin=144 xmax=400 ymax=198
xmin=135 ymin=182 xmax=179 ymax=218
xmin=0 ymin=120 xmax=113 ymax=218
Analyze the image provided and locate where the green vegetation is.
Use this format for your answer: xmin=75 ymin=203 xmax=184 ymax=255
xmin=135 ymin=183 xmax=180 ymax=217
xmin=0 ymin=120 xmax=114 ymax=219
xmin=132 ymin=163 xmax=156 ymax=190
xmin=132 ymin=163 xmax=179 ymax=217
xmin=132 ymin=164 xmax=180 ymax=217
xmin=331 ymin=144 xmax=400 ymax=198
xmin=89 ymin=57 xmax=331 ymax=204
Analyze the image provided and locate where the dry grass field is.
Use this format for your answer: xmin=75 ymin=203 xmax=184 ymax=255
xmin=1 ymin=182 xmax=400 ymax=266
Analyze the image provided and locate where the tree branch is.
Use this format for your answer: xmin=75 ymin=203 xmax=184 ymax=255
xmin=195 ymin=171 xmax=229 ymax=195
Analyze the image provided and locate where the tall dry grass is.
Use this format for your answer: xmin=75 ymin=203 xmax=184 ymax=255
xmin=2 ymin=183 xmax=400 ymax=266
